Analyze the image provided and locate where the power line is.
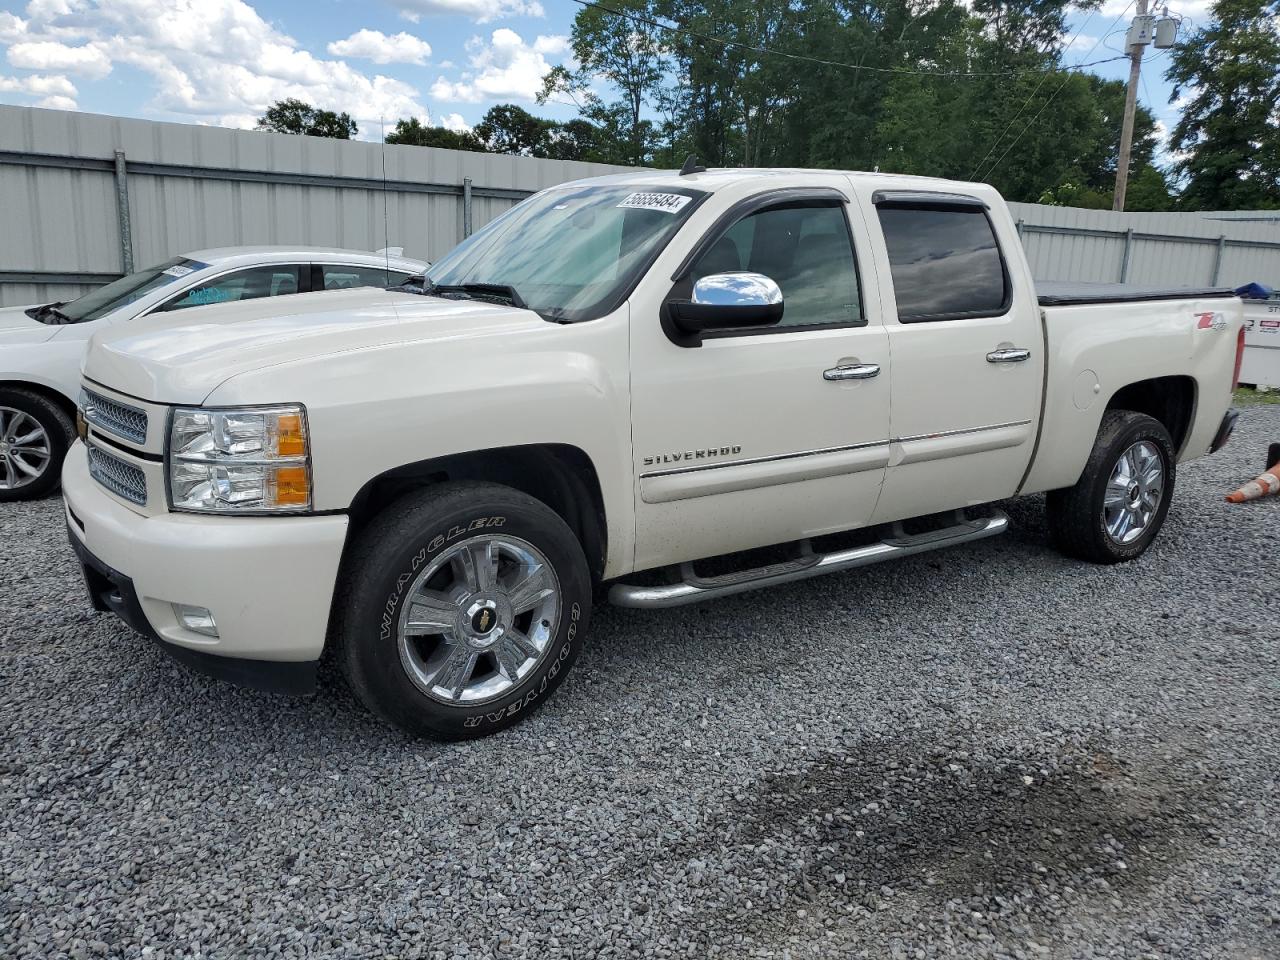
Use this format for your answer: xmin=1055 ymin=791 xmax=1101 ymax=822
xmin=975 ymin=0 xmax=1138 ymax=182
xmin=967 ymin=6 xmax=1103 ymax=179
xmin=569 ymin=0 xmax=1123 ymax=80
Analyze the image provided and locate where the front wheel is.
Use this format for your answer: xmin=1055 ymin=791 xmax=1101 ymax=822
xmin=0 ymin=388 xmax=74 ymax=503
xmin=1045 ymin=410 xmax=1176 ymax=564
xmin=334 ymin=482 xmax=591 ymax=740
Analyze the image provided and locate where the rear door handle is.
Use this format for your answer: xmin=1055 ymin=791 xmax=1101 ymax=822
xmin=823 ymin=363 xmax=881 ymax=381
xmin=986 ymin=347 xmax=1031 ymax=363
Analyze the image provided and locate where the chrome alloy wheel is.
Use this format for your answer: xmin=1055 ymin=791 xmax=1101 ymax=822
xmin=1102 ymin=440 xmax=1164 ymax=545
xmin=397 ymin=534 xmax=561 ymax=705
xmin=0 ymin=406 xmax=51 ymax=491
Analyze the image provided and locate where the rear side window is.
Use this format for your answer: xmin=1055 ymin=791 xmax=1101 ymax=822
xmin=319 ymin=264 xmax=407 ymax=290
xmin=877 ymin=205 xmax=1009 ymax=322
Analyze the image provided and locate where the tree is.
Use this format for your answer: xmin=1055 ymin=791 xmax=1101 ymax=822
xmin=472 ymin=104 xmax=556 ymax=156
xmin=1165 ymin=0 xmax=1280 ymax=209
xmin=385 ymin=117 xmax=484 ymax=152
xmin=540 ymin=0 xmax=669 ymax=164
xmin=256 ymin=99 xmax=358 ymax=139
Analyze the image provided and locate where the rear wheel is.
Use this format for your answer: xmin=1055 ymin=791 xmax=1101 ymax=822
xmin=0 ymin=388 xmax=73 ymax=502
xmin=1046 ymin=410 xmax=1175 ymax=564
xmin=334 ymin=482 xmax=591 ymax=739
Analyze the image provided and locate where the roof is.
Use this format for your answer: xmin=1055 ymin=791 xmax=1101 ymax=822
xmin=556 ymin=166 xmax=993 ymax=195
xmin=182 ymin=246 xmax=427 ymax=271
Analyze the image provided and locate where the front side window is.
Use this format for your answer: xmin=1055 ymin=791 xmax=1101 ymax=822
xmin=158 ymin=265 xmax=303 ymax=312
xmin=877 ymin=205 xmax=1009 ymax=322
xmin=690 ymin=202 xmax=862 ymax=329
xmin=56 ymin=257 xmax=210 ymax=323
xmin=424 ymin=184 xmax=706 ymax=322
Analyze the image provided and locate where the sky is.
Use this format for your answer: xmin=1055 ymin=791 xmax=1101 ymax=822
xmin=0 ymin=0 xmax=1214 ymax=164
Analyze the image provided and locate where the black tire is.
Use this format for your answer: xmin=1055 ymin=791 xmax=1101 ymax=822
xmin=333 ymin=482 xmax=592 ymax=740
xmin=0 ymin=387 xmax=74 ymax=503
xmin=1045 ymin=410 xmax=1176 ymax=564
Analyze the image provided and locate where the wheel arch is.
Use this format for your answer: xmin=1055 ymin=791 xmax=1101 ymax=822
xmin=0 ymin=378 xmax=78 ymax=426
xmin=344 ymin=443 xmax=609 ymax=581
xmin=1104 ymin=374 xmax=1197 ymax=456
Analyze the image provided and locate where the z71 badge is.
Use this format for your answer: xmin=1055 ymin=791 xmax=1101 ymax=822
xmin=1195 ymin=311 xmax=1228 ymax=330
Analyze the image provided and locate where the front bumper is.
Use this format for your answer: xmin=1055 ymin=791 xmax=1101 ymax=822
xmin=62 ymin=442 xmax=349 ymax=693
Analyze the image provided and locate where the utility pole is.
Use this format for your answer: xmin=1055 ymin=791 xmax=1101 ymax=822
xmin=1113 ymin=0 xmax=1150 ymax=212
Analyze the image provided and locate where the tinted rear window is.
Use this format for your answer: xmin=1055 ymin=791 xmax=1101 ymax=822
xmin=877 ymin=206 xmax=1008 ymax=322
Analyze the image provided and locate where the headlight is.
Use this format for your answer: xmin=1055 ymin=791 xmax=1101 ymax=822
xmin=167 ymin=405 xmax=311 ymax=514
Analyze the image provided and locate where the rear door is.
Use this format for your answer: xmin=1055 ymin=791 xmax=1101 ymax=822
xmin=864 ymin=190 xmax=1044 ymax=523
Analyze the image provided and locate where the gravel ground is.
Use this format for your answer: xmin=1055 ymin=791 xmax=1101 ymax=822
xmin=2 ymin=409 xmax=1279 ymax=960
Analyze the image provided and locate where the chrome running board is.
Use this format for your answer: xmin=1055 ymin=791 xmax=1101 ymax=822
xmin=608 ymin=509 xmax=1009 ymax=609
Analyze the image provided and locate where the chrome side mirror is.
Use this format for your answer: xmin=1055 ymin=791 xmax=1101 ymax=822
xmin=667 ymin=272 xmax=784 ymax=340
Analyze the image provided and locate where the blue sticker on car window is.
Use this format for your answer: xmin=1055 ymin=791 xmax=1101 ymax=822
xmin=184 ymin=287 xmax=235 ymax=305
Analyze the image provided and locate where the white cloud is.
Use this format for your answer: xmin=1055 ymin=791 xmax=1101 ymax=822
xmin=440 ymin=111 xmax=469 ymax=131
xmin=36 ymin=93 xmax=76 ymax=109
xmin=7 ymin=39 xmax=111 ymax=77
xmin=430 ymin=28 xmax=566 ymax=103
xmin=327 ymin=29 xmax=431 ymax=65
xmin=0 ymin=0 xmax=432 ymax=138
xmin=394 ymin=0 xmax=544 ymax=25
xmin=0 ymin=71 xmax=78 ymax=106
xmin=0 ymin=13 xmax=28 ymax=43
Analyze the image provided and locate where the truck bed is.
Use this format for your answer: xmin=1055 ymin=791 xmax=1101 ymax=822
xmin=1037 ymin=282 xmax=1236 ymax=307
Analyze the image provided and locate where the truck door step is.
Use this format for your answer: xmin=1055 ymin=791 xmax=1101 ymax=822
xmin=608 ymin=509 xmax=1009 ymax=609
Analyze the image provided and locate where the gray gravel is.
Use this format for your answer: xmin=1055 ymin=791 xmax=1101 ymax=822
xmin=3 ymin=408 xmax=1279 ymax=960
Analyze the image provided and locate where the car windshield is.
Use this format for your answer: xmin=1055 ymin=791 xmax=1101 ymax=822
xmin=57 ymin=257 xmax=210 ymax=323
xmin=423 ymin=184 xmax=706 ymax=322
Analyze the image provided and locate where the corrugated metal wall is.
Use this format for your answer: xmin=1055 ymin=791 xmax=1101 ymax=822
xmin=1007 ymin=202 xmax=1280 ymax=288
xmin=2 ymin=104 xmax=1278 ymax=307
xmin=0 ymin=104 xmax=633 ymax=306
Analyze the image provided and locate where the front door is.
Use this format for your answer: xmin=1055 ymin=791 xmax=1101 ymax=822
xmin=628 ymin=188 xmax=892 ymax=572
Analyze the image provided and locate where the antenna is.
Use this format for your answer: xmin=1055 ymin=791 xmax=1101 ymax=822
xmin=679 ymin=154 xmax=706 ymax=176
xmin=380 ymin=115 xmax=391 ymax=280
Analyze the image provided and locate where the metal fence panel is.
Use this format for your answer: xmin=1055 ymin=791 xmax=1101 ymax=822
xmin=0 ymin=104 xmax=632 ymax=305
xmin=3 ymin=103 xmax=1279 ymax=307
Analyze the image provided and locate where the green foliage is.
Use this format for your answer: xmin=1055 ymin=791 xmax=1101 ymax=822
xmin=385 ymin=117 xmax=485 ymax=152
xmin=1165 ymin=0 xmax=1280 ymax=209
xmin=532 ymin=0 xmax=1196 ymax=209
xmin=256 ymin=99 xmax=358 ymax=139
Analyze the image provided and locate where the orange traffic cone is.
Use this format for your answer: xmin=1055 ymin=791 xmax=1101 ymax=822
xmin=1226 ymin=463 xmax=1280 ymax=503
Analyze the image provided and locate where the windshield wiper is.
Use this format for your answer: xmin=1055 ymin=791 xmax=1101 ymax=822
xmin=26 ymin=302 xmax=71 ymax=325
xmin=426 ymin=282 xmax=528 ymax=310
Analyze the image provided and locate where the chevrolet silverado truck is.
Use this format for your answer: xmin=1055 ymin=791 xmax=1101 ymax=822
xmin=62 ymin=168 xmax=1244 ymax=739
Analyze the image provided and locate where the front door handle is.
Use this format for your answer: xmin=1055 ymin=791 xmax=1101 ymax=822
xmin=823 ymin=363 xmax=881 ymax=381
xmin=986 ymin=347 xmax=1032 ymax=363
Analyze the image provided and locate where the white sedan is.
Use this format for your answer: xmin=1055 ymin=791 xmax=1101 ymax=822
xmin=0 ymin=246 xmax=427 ymax=501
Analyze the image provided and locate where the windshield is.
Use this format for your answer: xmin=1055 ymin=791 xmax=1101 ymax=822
xmin=424 ymin=184 xmax=706 ymax=322
xmin=57 ymin=257 xmax=210 ymax=323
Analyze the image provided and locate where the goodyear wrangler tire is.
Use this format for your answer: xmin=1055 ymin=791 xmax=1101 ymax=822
xmin=335 ymin=482 xmax=591 ymax=740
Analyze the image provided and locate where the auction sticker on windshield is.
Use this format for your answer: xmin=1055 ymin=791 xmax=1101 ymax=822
xmin=617 ymin=192 xmax=693 ymax=214
xmin=162 ymin=264 xmax=197 ymax=278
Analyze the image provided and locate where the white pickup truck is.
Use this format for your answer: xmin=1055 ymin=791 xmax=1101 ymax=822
xmin=63 ymin=168 xmax=1245 ymax=739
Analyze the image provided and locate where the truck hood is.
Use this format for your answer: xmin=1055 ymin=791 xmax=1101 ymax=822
xmin=0 ymin=304 xmax=58 ymax=344
xmin=83 ymin=288 xmax=549 ymax=404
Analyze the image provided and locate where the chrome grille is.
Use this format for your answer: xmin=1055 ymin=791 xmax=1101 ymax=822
xmin=83 ymin=389 xmax=148 ymax=445
xmin=87 ymin=444 xmax=147 ymax=506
